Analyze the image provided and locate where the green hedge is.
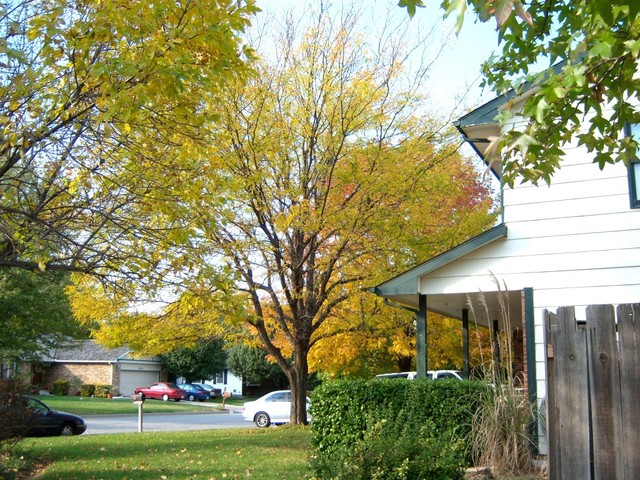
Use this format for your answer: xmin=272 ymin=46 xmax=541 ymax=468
xmin=79 ymin=384 xmax=96 ymax=397
xmin=52 ymin=379 xmax=69 ymax=396
xmin=309 ymin=378 xmax=490 ymax=479
xmin=94 ymin=385 xmax=113 ymax=398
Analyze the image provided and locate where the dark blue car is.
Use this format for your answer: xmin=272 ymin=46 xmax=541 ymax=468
xmin=177 ymin=383 xmax=209 ymax=402
xmin=26 ymin=396 xmax=87 ymax=436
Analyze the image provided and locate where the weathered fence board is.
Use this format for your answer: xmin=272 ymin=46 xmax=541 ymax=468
xmin=587 ymin=304 xmax=622 ymax=480
xmin=546 ymin=304 xmax=640 ymax=480
xmin=549 ymin=306 xmax=591 ymax=479
xmin=617 ymin=304 xmax=640 ymax=480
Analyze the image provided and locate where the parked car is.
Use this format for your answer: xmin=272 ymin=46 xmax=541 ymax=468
xmin=193 ymin=383 xmax=222 ymax=399
xmin=375 ymin=370 xmax=463 ymax=380
xmin=134 ymin=382 xmax=186 ymax=402
xmin=375 ymin=372 xmax=417 ymax=379
xmin=177 ymin=383 xmax=209 ymax=402
xmin=427 ymin=370 xmax=463 ymax=380
xmin=25 ymin=396 xmax=87 ymax=436
xmin=242 ymin=390 xmax=311 ymax=428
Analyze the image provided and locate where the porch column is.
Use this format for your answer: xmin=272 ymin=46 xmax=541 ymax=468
xmin=492 ymin=319 xmax=500 ymax=384
xmin=416 ymin=294 xmax=427 ymax=378
xmin=462 ymin=308 xmax=469 ymax=379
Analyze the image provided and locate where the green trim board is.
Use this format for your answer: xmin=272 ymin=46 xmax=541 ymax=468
xmin=369 ymin=223 xmax=508 ymax=298
xmin=416 ymin=294 xmax=427 ymax=378
xmin=523 ymin=287 xmax=539 ymax=454
xmin=454 ymin=91 xmax=512 ymax=132
xmin=454 ymin=60 xmax=566 ymax=175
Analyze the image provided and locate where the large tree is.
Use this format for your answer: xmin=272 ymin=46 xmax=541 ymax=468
xmin=76 ymin=3 xmax=495 ymax=425
xmin=0 ymin=0 xmax=257 ymax=282
xmin=307 ymin=153 xmax=496 ymax=377
xmin=402 ymin=0 xmax=640 ymax=186
xmin=188 ymin=4 xmax=493 ymax=423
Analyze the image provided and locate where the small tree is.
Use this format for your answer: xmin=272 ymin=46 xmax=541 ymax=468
xmin=0 ymin=269 xmax=87 ymax=364
xmin=227 ymin=344 xmax=286 ymax=387
xmin=161 ymin=338 xmax=226 ymax=383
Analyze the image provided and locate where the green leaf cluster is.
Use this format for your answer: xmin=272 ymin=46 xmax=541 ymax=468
xmin=0 ymin=0 xmax=258 ymax=279
xmin=0 ymin=268 xmax=85 ymax=361
xmin=412 ymin=0 xmax=640 ymax=185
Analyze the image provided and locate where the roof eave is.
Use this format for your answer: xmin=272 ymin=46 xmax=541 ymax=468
xmin=369 ymin=223 xmax=508 ymax=298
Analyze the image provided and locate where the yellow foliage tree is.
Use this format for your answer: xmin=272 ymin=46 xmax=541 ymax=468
xmin=0 ymin=0 xmax=258 ymax=282
xmin=73 ymin=3 xmax=496 ymax=425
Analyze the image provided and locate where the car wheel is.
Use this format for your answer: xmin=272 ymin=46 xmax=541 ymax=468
xmin=188 ymin=394 xmax=195 ymax=401
xmin=162 ymin=394 xmax=169 ymax=401
xmin=254 ymin=412 xmax=271 ymax=428
xmin=60 ymin=423 xmax=75 ymax=436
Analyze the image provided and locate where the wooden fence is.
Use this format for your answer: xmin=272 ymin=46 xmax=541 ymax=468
xmin=545 ymin=304 xmax=640 ymax=480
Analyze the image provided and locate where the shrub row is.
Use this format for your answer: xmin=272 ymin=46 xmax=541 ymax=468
xmin=52 ymin=379 xmax=69 ymax=396
xmin=309 ymin=378 xmax=490 ymax=479
xmin=79 ymin=384 xmax=113 ymax=397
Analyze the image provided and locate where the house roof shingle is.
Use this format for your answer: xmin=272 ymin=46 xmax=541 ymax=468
xmin=42 ymin=339 xmax=131 ymax=363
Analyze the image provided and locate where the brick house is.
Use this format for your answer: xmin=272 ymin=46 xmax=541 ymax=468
xmin=33 ymin=339 xmax=164 ymax=396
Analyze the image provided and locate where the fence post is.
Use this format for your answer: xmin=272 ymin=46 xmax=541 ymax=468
xmin=545 ymin=309 xmax=560 ymax=480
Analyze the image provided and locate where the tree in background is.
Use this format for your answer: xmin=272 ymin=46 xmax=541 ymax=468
xmin=0 ymin=0 xmax=257 ymax=288
xmin=161 ymin=338 xmax=225 ymax=384
xmin=0 ymin=269 xmax=87 ymax=364
xmin=402 ymin=0 xmax=640 ymax=186
xmin=227 ymin=344 xmax=287 ymax=388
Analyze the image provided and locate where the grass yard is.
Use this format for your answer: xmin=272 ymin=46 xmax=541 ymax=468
xmin=33 ymin=395 xmax=224 ymax=415
xmin=10 ymin=427 xmax=313 ymax=479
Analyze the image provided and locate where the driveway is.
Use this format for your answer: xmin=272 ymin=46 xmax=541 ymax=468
xmin=83 ymin=407 xmax=251 ymax=435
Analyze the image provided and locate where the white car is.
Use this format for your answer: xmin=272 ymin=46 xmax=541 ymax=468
xmin=242 ymin=390 xmax=311 ymax=428
xmin=428 ymin=370 xmax=463 ymax=380
xmin=375 ymin=370 xmax=463 ymax=380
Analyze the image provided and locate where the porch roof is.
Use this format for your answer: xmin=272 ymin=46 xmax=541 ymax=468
xmin=369 ymin=223 xmax=513 ymax=323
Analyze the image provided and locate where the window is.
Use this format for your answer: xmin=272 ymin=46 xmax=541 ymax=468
xmin=627 ymin=123 xmax=640 ymax=208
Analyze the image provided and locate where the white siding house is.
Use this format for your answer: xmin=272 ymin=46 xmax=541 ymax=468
xmin=371 ymin=88 xmax=640 ymax=454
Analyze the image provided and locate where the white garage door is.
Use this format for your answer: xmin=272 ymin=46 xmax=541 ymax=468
xmin=119 ymin=370 xmax=159 ymax=396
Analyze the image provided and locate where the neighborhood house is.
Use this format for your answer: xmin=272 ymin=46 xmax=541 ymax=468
xmin=27 ymin=339 xmax=164 ymax=396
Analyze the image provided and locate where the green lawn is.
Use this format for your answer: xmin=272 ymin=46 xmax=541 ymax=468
xmin=11 ymin=427 xmax=312 ymax=479
xmin=34 ymin=395 xmax=225 ymax=415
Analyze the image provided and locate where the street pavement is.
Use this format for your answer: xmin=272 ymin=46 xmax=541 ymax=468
xmin=83 ymin=405 xmax=251 ymax=435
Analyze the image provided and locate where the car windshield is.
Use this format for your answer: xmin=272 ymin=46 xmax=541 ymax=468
xmin=27 ymin=398 xmax=50 ymax=415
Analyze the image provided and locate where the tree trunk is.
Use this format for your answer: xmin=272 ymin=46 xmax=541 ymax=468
xmin=289 ymin=351 xmax=309 ymax=425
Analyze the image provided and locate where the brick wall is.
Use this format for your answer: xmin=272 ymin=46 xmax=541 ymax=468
xmin=45 ymin=363 xmax=115 ymax=393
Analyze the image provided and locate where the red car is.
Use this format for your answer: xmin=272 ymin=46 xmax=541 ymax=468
xmin=134 ymin=382 xmax=187 ymax=402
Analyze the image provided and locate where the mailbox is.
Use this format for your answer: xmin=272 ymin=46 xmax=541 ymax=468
xmin=130 ymin=393 xmax=145 ymax=403
xmin=130 ymin=393 xmax=145 ymax=432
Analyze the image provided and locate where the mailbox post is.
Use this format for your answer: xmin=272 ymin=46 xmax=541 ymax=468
xmin=131 ymin=393 xmax=145 ymax=432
